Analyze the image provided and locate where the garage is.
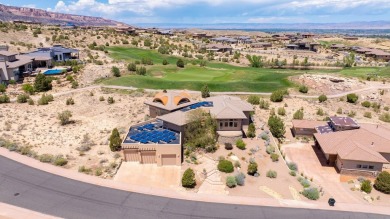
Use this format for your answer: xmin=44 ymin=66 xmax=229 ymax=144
xmin=123 ymin=149 xmax=140 ymax=162
xmin=141 ymin=151 xmax=156 ymax=164
xmin=161 ymin=154 xmax=176 ymax=166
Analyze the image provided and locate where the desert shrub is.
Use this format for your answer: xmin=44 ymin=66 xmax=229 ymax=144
xmin=277 ymin=107 xmax=286 ymax=116
xmin=384 ymin=106 xmax=389 ymax=111
xmin=293 ymin=109 xmax=304 ymax=120
xmin=53 ymin=156 xmax=68 ymax=166
xmin=266 ymin=146 xmax=275 ymax=154
xmin=361 ymin=180 xmax=372 ymax=193
xmin=0 ymin=84 xmax=6 ymax=93
xmin=318 ymin=94 xmax=327 ymax=103
xmin=379 ymin=113 xmax=390 ymax=123
xmin=27 ymin=98 xmax=34 ymax=105
xmin=270 ymin=153 xmax=279 ymax=162
xmin=107 ymin=97 xmax=115 ymax=104
xmin=236 ymin=139 xmax=246 ymax=150
xmin=247 ymin=123 xmax=256 ymax=138
xmin=290 ymin=171 xmax=297 ymax=176
xmin=259 ymin=99 xmax=270 ymax=109
xmin=337 ymin=107 xmax=343 ymax=114
xmin=34 ymin=73 xmax=52 ymax=92
xmin=302 ymin=188 xmax=320 ymax=200
xmin=76 ymin=145 xmax=91 ymax=152
xmin=218 ymin=160 xmax=234 ymax=173
xmin=0 ymin=94 xmax=10 ymax=103
xmin=182 ymin=168 xmax=196 ymax=188
xmin=22 ymin=84 xmax=35 ymax=94
xmin=299 ymin=85 xmax=308 ymax=93
xmin=176 ymin=59 xmax=185 ymax=68
xmin=235 ymin=172 xmax=246 ymax=186
xmin=316 ymin=108 xmax=324 ymax=116
xmin=57 ymin=110 xmax=72 ymax=125
xmin=347 ymin=93 xmax=358 ymax=103
xmin=78 ymin=166 xmax=92 ymax=174
xmin=260 ymin=132 xmax=269 ymax=141
xmin=270 ymin=90 xmax=285 ymax=102
xmin=162 ymin=59 xmax=169 ymax=65
xmin=374 ymin=172 xmax=390 ymax=194
xmin=112 ymin=66 xmax=120 ymax=77
xmin=17 ymin=94 xmax=29 ymax=103
xmin=37 ymin=94 xmax=54 ymax=105
xmin=247 ymin=95 xmax=260 ymax=105
xmin=364 ymin=112 xmax=372 ymax=118
xmin=247 ymin=161 xmax=258 ymax=176
xmin=127 ymin=62 xmax=137 ymax=71
xmin=201 ymin=84 xmax=210 ymax=98
xmin=268 ymin=115 xmax=285 ymax=138
xmin=298 ymin=177 xmax=311 ymax=188
xmin=226 ymin=176 xmax=237 ymax=188
xmin=95 ymin=168 xmax=103 ymax=176
xmin=348 ymin=111 xmax=356 ymax=118
xmin=99 ymin=96 xmax=105 ymax=101
xmin=71 ymin=80 xmax=79 ymax=89
xmin=109 ymin=128 xmax=122 ymax=152
xmin=66 ymin=97 xmax=75 ymax=105
xmin=288 ymin=162 xmax=298 ymax=171
xmin=66 ymin=75 xmax=74 ymax=81
xmin=136 ymin=66 xmax=147 ymax=75
xmin=361 ymin=101 xmax=371 ymax=108
xmin=39 ymin=154 xmax=53 ymax=163
xmin=266 ymin=170 xmax=277 ymax=178
xmin=225 ymin=143 xmax=233 ymax=150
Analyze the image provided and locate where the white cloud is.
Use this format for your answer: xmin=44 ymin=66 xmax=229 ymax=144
xmin=22 ymin=4 xmax=36 ymax=8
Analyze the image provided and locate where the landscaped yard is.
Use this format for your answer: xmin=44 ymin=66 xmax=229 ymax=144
xmin=103 ymin=46 xmax=390 ymax=92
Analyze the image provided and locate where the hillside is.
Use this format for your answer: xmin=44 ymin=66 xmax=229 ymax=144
xmin=0 ymin=4 xmax=126 ymax=27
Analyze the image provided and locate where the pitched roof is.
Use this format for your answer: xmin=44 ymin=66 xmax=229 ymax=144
xmin=337 ymin=141 xmax=388 ymax=163
xmin=5 ymin=55 xmax=33 ymax=68
xmin=0 ymin=51 xmax=17 ymax=56
xmin=206 ymin=95 xmax=253 ymax=119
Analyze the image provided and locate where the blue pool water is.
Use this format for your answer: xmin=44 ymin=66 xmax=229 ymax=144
xmin=43 ymin=69 xmax=65 ymax=75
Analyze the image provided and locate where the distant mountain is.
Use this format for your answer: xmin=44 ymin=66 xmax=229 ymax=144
xmin=137 ymin=21 xmax=390 ymax=30
xmin=0 ymin=4 xmax=127 ymax=27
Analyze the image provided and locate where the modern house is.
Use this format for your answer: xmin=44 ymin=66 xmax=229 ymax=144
xmin=353 ymin=47 xmax=390 ymax=62
xmin=330 ymin=44 xmax=346 ymax=50
xmin=122 ymin=91 xmax=254 ymax=166
xmin=291 ymin=120 xmax=327 ymax=136
xmin=0 ymin=51 xmax=33 ymax=82
xmin=25 ymin=45 xmax=79 ymax=64
xmin=251 ymin=42 xmax=272 ymax=49
xmin=204 ymin=44 xmax=233 ymax=53
xmin=210 ymin=37 xmax=237 ymax=44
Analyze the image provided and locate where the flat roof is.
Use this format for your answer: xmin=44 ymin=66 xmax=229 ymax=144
xmin=123 ymin=120 xmax=180 ymax=145
xmin=329 ymin=116 xmax=359 ymax=128
xmin=315 ymin=124 xmax=334 ymax=134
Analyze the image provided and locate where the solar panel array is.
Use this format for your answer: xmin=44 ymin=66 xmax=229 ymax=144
xmin=124 ymin=120 xmax=180 ymax=144
xmin=181 ymin=101 xmax=213 ymax=112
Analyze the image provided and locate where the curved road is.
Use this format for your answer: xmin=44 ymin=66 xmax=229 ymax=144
xmin=0 ymin=156 xmax=388 ymax=219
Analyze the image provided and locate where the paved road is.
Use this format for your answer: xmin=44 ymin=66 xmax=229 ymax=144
xmin=0 ymin=156 xmax=388 ymax=219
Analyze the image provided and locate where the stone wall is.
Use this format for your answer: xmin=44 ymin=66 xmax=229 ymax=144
xmin=218 ymin=135 xmax=242 ymax=145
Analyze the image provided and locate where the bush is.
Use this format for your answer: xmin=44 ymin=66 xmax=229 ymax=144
xmin=136 ymin=66 xmax=147 ymax=75
xmin=225 ymin=143 xmax=233 ymax=150
xmin=0 ymin=84 xmax=6 ymax=93
xmin=259 ymin=99 xmax=270 ymax=109
xmin=112 ymin=66 xmax=120 ymax=77
xmin=107 ymin=97 xmax=115 ymax=104
xmin=127 ymin=62 xmax=137 ymax=71
xmin=293 ymin=109 xmax=304 ymax=120
xmin=39 ymin=154 xmax=53 ymax=163
xmin=37 ymin=94 xmax=54 ymax=105
xmin=53 ymin=156 xmax=68 ymax=166
xmin=364 ymin=112 xmax=372 ymax=118
xmin=236 ymin=139 xmax=246 ymax=150
xmin=268 ymin=115 xmax=285 ymax=138
xmin=277 ymin=107 xmax=286 ymax=116
xmin=235 ymin=172 xmax=246 ymax=186
xmin=71 ymin=80 xmax=79 ymax=89
xmin=379 ymin=113 xmax=390 ymax=123
xmin=162 ymin=59 xmax=169 ymax=65
xmin=218 ymin=160 xmax=234 ymax=173
xmin=316 ymin=108 xmax=324 ymax=116
xmin=99 ymin=96 xmax=105 ymax=101
xmin=299 ymin=85 xmax=308 ymax=93
xmin=27 ymin=98 xmax=34 ymax=105
xmin=298 ymin=177 xmax=311 ymax=188
xmin=247 ymin=161 xmax=258 ymax=176
xmin=22 ymin=84 xmax=35 ymax=94
xmin=361 ymin=180 xmax=372 ymax=193
xmin=288 ymin=162 xmax=298 ymax=171
xmin=17 ymin=94 xmax=29 ymax=103
xmin=374 ymin=171 xmax=390 ymax=194
xmin=361 ymin=101 xmax=371 ymax=108
xmin=109 ymin=128 xmax=122 ymax=152
xmin=347 ymin=93 xmax=358 ymax=103
xmin=270 ymin=153 xmax=279 ymax=162
xmin=226 ymin=176 xmax=237 ymax=188
xmin=0 ymin=94 xmax=10 ymax=103
xmin=182 ymin=168 xmax=196 ymax=188
xmin=302 ymin=188 xmax=320 ymax=200
xmin=246 ymin=123 xmax=256 ymax=138
xmin=57 ymin=110 xmax=72 ymax=125
xmin=266 ymin=146 xmax=275 ymax=154
xmin=318 ymin=94 xmax=327 ymax=103
xmin=289 ymin=171 xmax=297 ymax=176
xmin=176 ymin=59 xmax=185 ymax=68
xmin=247 ymin=95 xmax=260 ymax=105
xmin=270 ymin=90 xmax=285 ymax=102
xmin=266 ymin=170 xmax=277 ymax=178
xmin=66 ymin=97 xmax=75 ymax=105
xmin=34 ymin=73 xmax=52 ymax=92
xmin=201 ymin=84 xmax=210 ymax=98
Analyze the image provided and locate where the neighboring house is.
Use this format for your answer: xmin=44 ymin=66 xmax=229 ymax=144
xmin=344 ymin=37 xmax=359 ymax=40
xmin=115 ymin=26 xmax=136 ymax=35
xmin=352 ymin=47 xmax=390 ymax=61
xmin=251 ymin=42 xmax=272 ymax=49
xmin=204 ymin=44 xmax=233 ymax=53
xmin=301 ymin=33 xmax=315 ymax=38
xmin=25 ymin=45 xmax=79 ymax=63
xmin=210 ymin=37 xmax=237 ymax=44
xmin=291 ymin=120 xmax=327 ymax=136
xmin=330 ymin=44 xmax=346 ymax=50
xmin=0 ymin=51 xmax=33 ymax=82
xmin=122 ymin=91 xmax=254 ymax=166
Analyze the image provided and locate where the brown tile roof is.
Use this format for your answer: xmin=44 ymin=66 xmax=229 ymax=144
xmin=206 ymin=96 xmax=253 ymax=119
xmin=0 ymin=51 xmax=17 ymax=56
xmin=337 ymin=141 xmax=388 ymax=163
xmin=6 ymin=55 xmax=33 ymax=68
xmin=292 ymin=120 xmax=327 ymax=129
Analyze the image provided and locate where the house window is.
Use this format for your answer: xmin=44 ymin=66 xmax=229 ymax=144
xmin=362 ymin=165 xmax=368 ymax=169
xmin=356 ymin=165 xmax=362 ymax=168
xmin=369 ymin=166 xmax=374 ymax=169
xmin=234 ymin=122 xmax=238 ymax=127
xmin=229 ymin=121 xmax=233 ymax=127
xmin=224 ymin=121 xmax=228 ymax=127
xmin=220 ymin=122 xmax=223 ymax=128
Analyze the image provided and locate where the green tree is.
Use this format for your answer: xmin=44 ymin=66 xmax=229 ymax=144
xmin=268 ymin=115 xmax=285 ymax=138
xmin=184 ymin=109 xmax=217 ymax=151
xmin=343 ymin=52 xmax=355 ymax=67
xmin=347 ymin=93 xmax=359 ymax=103
xmin=109 ymin=128 xmax=122 ymax=152
xmin=136 ymin=66 xmax=147 ymax=75
xmin=374 ymin=171 xmax=390 ymax=194
xmin=176 ymin=59 xmax=185 ymax=68
xmin=318 ymin=94 xmax=327 ymax=103
xmin=112 ymin=66 xmax=120 ymax=77
xmin=34 ymin=73 xmax=52 ymax=92
xmin=162 ymin=59 xmax=169 ymax=65
xmin=127 ymin=62 xmax=137 ymax=71
xmin=247 ymin=123 xmax=256 ymax=138
xmin=218 ymin=160 xmax=234 ymax=173
xmin=201 ymin=84 xmax=210 ymax=98
xmin=361 ymin=180 xmax=372 ymax=193
xmin=270 ymin=90 xmax=285 ymax=102
xmin=0 ymin=84 xmax=6 ymax=93
xmin=182 ymin=168 xmax=196 ymax=188
xmin=246 ymin=55 xmax=263 ymax=68
xmin=247 ymin=95 xmax=260 ymax=105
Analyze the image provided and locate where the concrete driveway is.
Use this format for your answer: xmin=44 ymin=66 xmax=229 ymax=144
xmin=283 ymin=142 xmax=365 ymax=204
xmin=114 ymin=162 xmax=181 ymax=190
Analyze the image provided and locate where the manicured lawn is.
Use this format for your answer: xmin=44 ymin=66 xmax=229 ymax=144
xmin=103 ymin=46 xmax=390 ymax=92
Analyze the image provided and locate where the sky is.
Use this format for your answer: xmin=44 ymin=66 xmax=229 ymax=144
xmin=4 ymin=0 xmax=390 ymax=25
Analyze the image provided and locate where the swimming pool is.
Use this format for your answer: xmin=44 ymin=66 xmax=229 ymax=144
xmin=43 ymin=69 xmax=66 ymax=75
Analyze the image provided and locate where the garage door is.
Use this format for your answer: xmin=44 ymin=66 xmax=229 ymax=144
xmin=162 ymin=154 xmax=176 ymax=166
xmin=123 ymin=149 xmax=140 ymax=162
xmin=141 ymin=151 xmax=156 ymax=164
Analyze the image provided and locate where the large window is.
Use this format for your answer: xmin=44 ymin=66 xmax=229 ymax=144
xmin=356 ymin=164 xmax=375 ymax=170
xmin=220 ymin=119 xmax=238 ymax=128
